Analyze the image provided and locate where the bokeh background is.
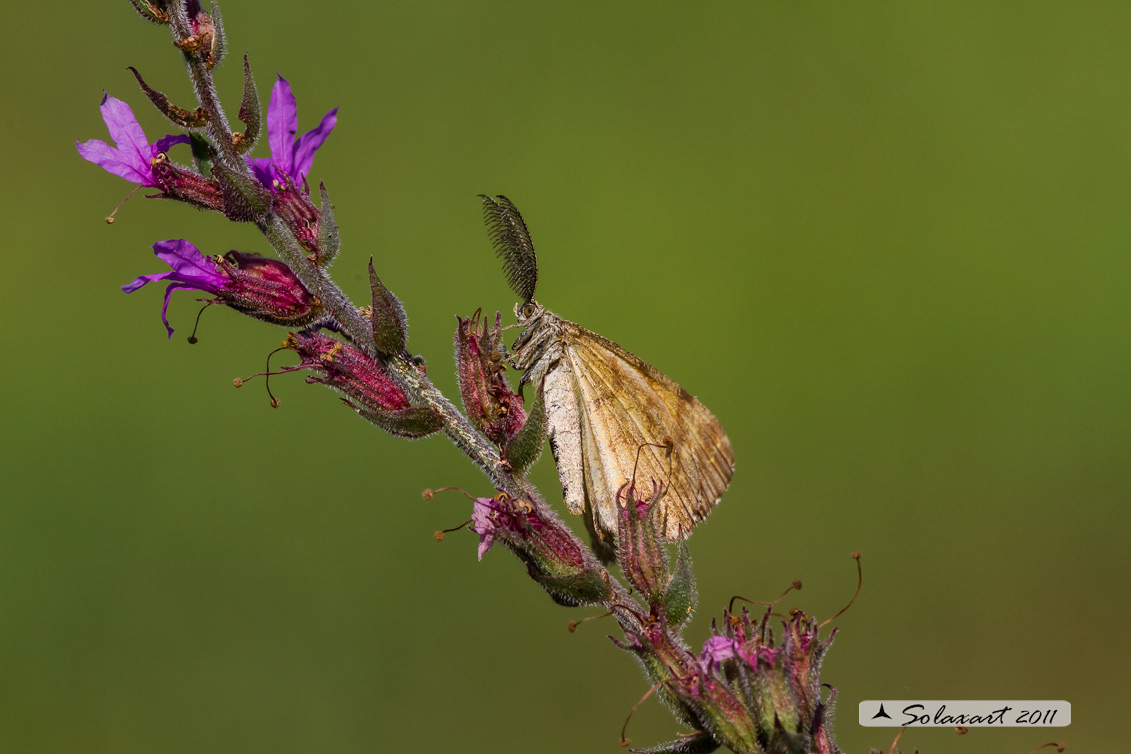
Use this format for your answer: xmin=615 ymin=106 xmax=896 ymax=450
xmin=3 ymin=3 xmax=1128 ymax=753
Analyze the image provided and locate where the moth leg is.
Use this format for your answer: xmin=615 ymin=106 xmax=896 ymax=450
xmin=542 ymin=359 xmax=586 ymax=516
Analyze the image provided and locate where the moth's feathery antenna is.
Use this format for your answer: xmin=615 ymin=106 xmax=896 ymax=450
xmin=478 ymin=194 xmax=539 ymax=304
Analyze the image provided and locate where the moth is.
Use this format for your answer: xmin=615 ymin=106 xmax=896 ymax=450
xmin=480 ymin=195 xmax=734 ymax=553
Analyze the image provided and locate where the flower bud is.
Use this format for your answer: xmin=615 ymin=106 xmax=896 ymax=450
xmin=284 ymin=331 xmax=443 ymax=438
xmin=286 ymin=331 xmax=409 ymax=412
xmin=455 ymin=310 xmax=527 ymax=446
xmin=150 ymin=155 xmax=225 ymax=212
xmin=470 ymin=492 xmax=610 ymax=606
xmin=666 ymin=671 xmax=760 ymax=754
xmin=218 ymin=252 xmax=319 ymax=326
xmin=123 ymin=239 xmax=317 ymax=337
xmin=270 ymin=174 xmax=323 ymax=256
xmin=616 ymin=481 xmax=670 ymax=607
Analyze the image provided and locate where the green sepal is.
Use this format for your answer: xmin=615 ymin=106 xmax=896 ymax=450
xmin=235 ymin=53 xmax=260 ymax=153
xmin=502 ymin=384 xmax=546 ymax=474
xmin=626 ymin=731 xmax=720 ymax=754
xmin=189 ymin=132 xmax=214 ymax=178
xmin=212 ymin=162 xmax=269 ymax=224
xmin=128 ymin=66 xmax=206 ymax=128
xmin=664 ymin=539 xmax=698 ymax=627
xmin=208 ymin=1 xmax=226 ymax=69
xmin=368 ymin=258 xmax=408 ymax=355
xmin=358 ymin=405 xmax=441 ymax=439
xmin=128 ymin=0 xmax=170 ymax=25
xmin=317 ymin=181 xmax=341 ymax=265
xmin=521 ymin=559 xmax=610 ymax=607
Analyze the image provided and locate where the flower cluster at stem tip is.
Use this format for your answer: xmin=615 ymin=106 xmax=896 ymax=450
xmin=78 ymin=77 xmax=335 ymax=335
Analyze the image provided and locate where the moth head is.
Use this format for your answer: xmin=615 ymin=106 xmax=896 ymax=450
xmin=479 ymin=194 xmax=539 ymax=306
xmin=514 ymin=299 xmax=544 ymax=325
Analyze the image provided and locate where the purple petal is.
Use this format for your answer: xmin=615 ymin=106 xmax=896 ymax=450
xmin=291 ymin=107 xmax=338 ymax=184
xmin=150 ymin=239 xmax=226 ymax=290
xmin=122 ymin=240 xmax=227 ymax=338
xmin=247 ymin=157 xmax=276 ymax=187
xmin=99 ymin=93 xmax=151 ymax=165
xmin=122 ymin=270 xmax=175 ymax=294
xmin=159 ymin=283 xmax=200 ymax=338
xmin=76 ymin=137 xmax=152 ymax=185
xmin=154 ymin=134 xmax=191 ymax=153
xmin=476 ymin=531 xmax=495 ymax=561
xmin=471 ymin=497 xmax=498 ymax=561
xmin=267 ymin=76 xmax=299 ymax=177
xmin=701 ymin=636 xmax=741 ymax=674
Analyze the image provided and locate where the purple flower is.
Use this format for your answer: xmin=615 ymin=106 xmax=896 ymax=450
xmin=470 ymin=496 xmax=498 ymax=561
xmin=700 ymin=634 xmax=779 ymax=676
xmin=701 ymin=635 xmax=742 ymax=675
xmin=76 ymin=93 xmax=190 ymax=186
xmin=248 ymin=76 xmax=337 ymax=189
xmin=122 ymin=239 xmax=227 ymax=337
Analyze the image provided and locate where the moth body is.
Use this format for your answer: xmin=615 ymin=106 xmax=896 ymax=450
xmin=510 ymin=301 xmax=734 ymax=546
xmin=479 ymin=194 xmax=734 ymax=551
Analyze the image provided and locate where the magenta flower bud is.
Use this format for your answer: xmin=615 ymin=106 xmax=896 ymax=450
xmin=270 ymin=175 xmax=323 ymax=255
xmin=285 ymin=331 xmax=442 ymax=439
xmin=287 ymin=331 xmax=410 ymax=413
xmin=122 ymin=239 xmax=319 ymax=336
xmin=219 ymin=252 xmax=319 ymax=324
xmin=616 ymin=481 xmax=670 ymax=606
xmin=150 ymin=157 xmax=226 ymax=212
xmin=455 ymin=310 xmax=527 ymax=446
xmin=667 ymin=670 xmax=761 ymax=754
xmin=469 ymin=492 xmax=609 ymax=606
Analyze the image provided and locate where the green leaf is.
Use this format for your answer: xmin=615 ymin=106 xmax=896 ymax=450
xmin=235 ymin=53 xmax=260 ymax=153
xmin=317 ymin=181 xmax=341 ymax=265
xmin=503 ymin=385 xmax=546 ymax=474
xmin=664 ymin=540 xmax=697 ymax=628
xmin=359 ymin=405 xmax=442 ymax=439
xmin=368 ymin=258 xmax=408 ymax=355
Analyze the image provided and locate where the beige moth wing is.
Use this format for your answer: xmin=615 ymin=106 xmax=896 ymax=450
xmin=560 ymin=321 xmax=734 ymax=543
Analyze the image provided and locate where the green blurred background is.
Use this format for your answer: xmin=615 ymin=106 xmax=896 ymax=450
xmin=3 ymin=3 xmax=1128 ymax=753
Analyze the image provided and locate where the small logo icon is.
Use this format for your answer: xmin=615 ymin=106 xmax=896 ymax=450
xmin=871 ymin=703 xmax=892 ymax=720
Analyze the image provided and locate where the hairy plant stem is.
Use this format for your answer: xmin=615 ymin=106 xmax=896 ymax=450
xmin=170 ymin=4 xmax=240 ymax=171
xmin=166 ymin=5 xmax=667 ymax=643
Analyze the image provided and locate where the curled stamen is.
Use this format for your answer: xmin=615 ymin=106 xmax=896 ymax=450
xmin=427 ymin=486 xmax=479 ymax=502
xmin=820 ymin=552 xmax=863 ymax=628
xmin=433 ymin=520 xmax=472 ymax=542
xmin=566 ymin=610 xmax=612 ymax=633
xmin=728 ymin=578 xmax=802 ymax=615
xmin=1026 ymin=743 xmax=1066 ymax=754
xmin=231 ymin=345 xmax=296 ymax=407
xmin=619 ymin=677 xmax=669 ymax=747
xmin=104 ymin=185 xmax=141 ymax=224
xmin=187 ymin=300 xmax=219 ymax=344
xmin=886 ymin=727 xmax=906 ymax=754
xmin=629 ymin=440 xmax=674 ymax=494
